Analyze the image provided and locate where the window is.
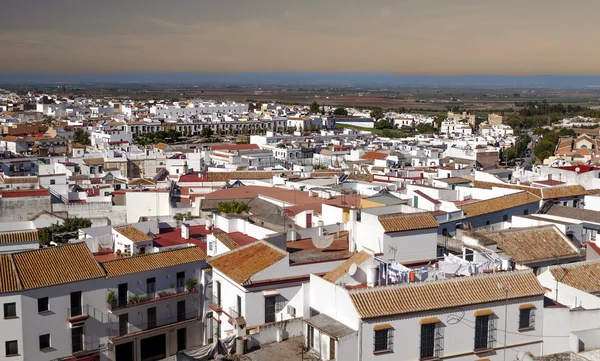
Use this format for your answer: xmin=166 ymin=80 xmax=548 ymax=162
xmin=177 ymin=300 xmax=186 ymax=322
xmin=147 ymin=307 xmax=157 ymax=329
xmin=523 ymin=209 xmax=529 ymax=215
xmin=3 ymin=303 xmax=16 ymax=318
xmin=39 ymin=334 xmax=50 ymax=350
xmin=176 ymin=272 xmax=185 ymax=292
xmin=71 ymin=327 xmax=83 ymax=353
xmin=420 ymin=322 xmax=444 ymax=359
xmin=307 ymin=325 xmax=315 ymax=348
xmin=119 ymin=314 xmax=129 ymax=336
xmin=474 ymin=315 xmax=496 ymax=350
xmin=5 ymin=340 xmax=17 ymax=356
xmin=38 ymin=297 xmax=49 ymax=313
xmin=264 ymin=295 xmax=285 ymax=324
xmin=374 ymin=328 xmax=394 ymax=353
xmin=519 ymin=307 xmax=535 ymax=330
xmin=485 ymin=221 xmax=490 ymax=226
xmin=147 ymin=277 xmax=156 ymax=299
xmin=502 ymin=214 xmax=508 ymax=222
xmin=70 ymin=291 xmax=82 ymax=317
xmin=237 ymin=295 xmax=242 ymax=318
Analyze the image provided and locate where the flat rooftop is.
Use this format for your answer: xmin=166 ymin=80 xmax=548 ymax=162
xmin=287 ymin=231 xmax=352 ymax=264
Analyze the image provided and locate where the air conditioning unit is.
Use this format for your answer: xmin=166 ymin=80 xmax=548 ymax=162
xmin=287 ymin=305 xmax=296 ymax=317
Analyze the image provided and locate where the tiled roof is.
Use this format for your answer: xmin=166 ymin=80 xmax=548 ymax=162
xmin=323 ymin=251 xmax=372 ymax=282
xmin=0 ymin=176 xmax=38 ymax=184
xmin=0 ymin=230 xmax=38 ymax=244
xmin=378 ymin=212 xmax=439 ymax=233
xmin=549 ymin=259 xmax=600 ymax=293
xmin=349 ymin=271 xmax=545 ymax=319
xmin=0 ymin=255 xmax=21 ymax=293
xmin=12 ymin=243 xmax=106 ymax=290
xmin=546 ymin=205 xmax=600 ymax=223
xmin=460 ymin=191 xmax=540 ymax=218
xmin=209 ymin=241 xmax=287 ymax=285
xmin=114 ymin=226 xmax=153 ymax=243
xmin=83 ymin=158 xmax=104 ymax=166
xmin=466 ymin=225 xmax=580 ymax=264
xmin=541 ymin=185 xmax=588 ymax=199
xmin=102 ymin=246 xmax=206 ymax=277
xmin=360 ymin=152 xmax=388 ymax=160
xmin=214 ymin=232 xmax=240 ymax=251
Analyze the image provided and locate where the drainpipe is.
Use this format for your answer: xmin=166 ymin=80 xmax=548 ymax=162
xmin=357 ymin=320 xmax=363 ymax=361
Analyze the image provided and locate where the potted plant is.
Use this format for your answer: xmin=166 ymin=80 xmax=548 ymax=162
xmin=107 ymin=291 xmax=117 ymax=309
xmin=185 ymin=278 xmax=198 ymax=292
xmin=128 ymin=295 xmax=139 ymax=305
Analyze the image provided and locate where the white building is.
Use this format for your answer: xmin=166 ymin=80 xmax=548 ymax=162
xmin=0 ymin=242 xmax=208 ymax=361
xmin=305 ymin=254 xmax=545 ymax=361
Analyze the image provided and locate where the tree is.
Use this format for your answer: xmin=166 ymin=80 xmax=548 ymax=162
xmin=201 ymin=127 xmax=213 ymax=139
xmin=434 ymin=115 xmax=447 ymax=131
xmin=515 ymin=134 xmax=531 ymax=156
xmin=533 ymin=140 xmax=556 ymax=161
xmin=276 ymin=143 xmax=286 ymax=149
xmin=370 ymin=108 xmax=384 ymax=120
xmin=309 ymin=101 xmax=320 ymax=114
xmin=374 ymin=119 xmax=394 ymax=130
xmin=503 ymin=147 xmax=518 ymax=162
xmin=39 ymin=217 xmax=92 ymax=246
xmin=333 ymin=107 xmax=348 ymax=116
xmin=558 ymin=128 xmax=576 ymax=137
xmin=217 ymin=201 xmax=250 ymax=215
xmin=73 ymin=128 xmax=91 ymax=145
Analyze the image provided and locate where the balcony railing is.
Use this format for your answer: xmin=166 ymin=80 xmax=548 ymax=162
xmin=67 ymin=305 xmax=90 ymax=320
xmin=228 ymin=307 xmax=240 ymax=319
xmin=109 ymin=287 xmax=195 ymax=311
xmin=72 ymin=335 xmax=102 ymax=355
xmin=209 ymin=295 xmax=222 ymax=311
xmin=109 ymin=311 xmax=199 ymax=339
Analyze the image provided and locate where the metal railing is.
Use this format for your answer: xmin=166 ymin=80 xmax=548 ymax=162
xmin=67 ymin=305 xmax=88 ymax=319
xmin=109 ymin=311 xmax=199 ymax=339
xmin=211 ymin=295 xmax=222 ymax=309
xmin=71 ymin=335 xmax=102 ymax=355
xmin=109 ymin=286 xmax=194 ymax=311
xmin=228 ymin=307 xmax=240 ymax=319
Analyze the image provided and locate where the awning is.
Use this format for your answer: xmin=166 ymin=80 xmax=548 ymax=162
xmin=518 ymin=304 xmax=535 ymax=310
xmin=262 ymin=290 xmax=280 ymax=297
xmin=474 ymin=309 xmax=494 ymax=317
xmin=373 ymin=323 xmax=393 ymax=331
xmin=419 ymin=317 xmax=441 ymax=325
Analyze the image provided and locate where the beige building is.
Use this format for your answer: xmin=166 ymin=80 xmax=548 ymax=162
xmin=488 ymin=113 xmax=503 ymax=126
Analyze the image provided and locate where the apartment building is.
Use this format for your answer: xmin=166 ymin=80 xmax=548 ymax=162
xmin=306 ymin=252 xmax=545 ymax=361
xmin=0 ymin=243 xmax=208 ymax=361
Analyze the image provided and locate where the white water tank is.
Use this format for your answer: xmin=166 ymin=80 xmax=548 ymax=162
xmin=367 ymin=267 xmax=377 ymax=288
xmin=181 ymin=224 xmax=190 ymax=240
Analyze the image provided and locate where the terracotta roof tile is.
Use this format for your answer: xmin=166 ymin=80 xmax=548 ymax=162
xmin=83 ymin=158 xmax=104 ymax=166
xmin=114 ymin=226 xmax=153 ymax=243
xmin=12 ymin=243 xmax=106 ymax=290
xmin=102 ymin=246 xmax=206 ymax=277
xmin=323 ymin=251 xmax=372 ymax=282
xmin=466 ymin=225 xmax=580 ymax=264
xmin=0 ymin=255 xmax=21 ymax=293
xmin=460 ymin=192 xmax=540 ymax=218
xmin=214 ymin=231 xmax=240 ymax=251
xmin=0 ymin=230 xmax=38 ymax=244
xmin=349 ymin=271 xmax=545 ymax=319
xmin=209 ymin=241 xmax=287 ymax=285
xmin=541 ymin=185 xmax=588 ymax=199
xmin=549 ymin=259 xmax=600 ymax=293
xmin=378 ymin=212 xmax=439 ymax=233
xmin=360 ymin=152 xmax=388 ymax=160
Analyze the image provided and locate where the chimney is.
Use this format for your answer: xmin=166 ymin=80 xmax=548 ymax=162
xmin=181 ymin=223 xmax=190 ymax=240
xmin=318 ymin=221 xmax=324 ymax=236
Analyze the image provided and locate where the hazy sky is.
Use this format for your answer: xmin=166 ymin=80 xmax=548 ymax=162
xmin=1 ymin=0 xmax=599 ymax=75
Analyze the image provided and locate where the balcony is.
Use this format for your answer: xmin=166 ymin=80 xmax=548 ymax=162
xmin=67 ymin=305 xmax=91 ymax=323
xmin=109 ymin=311 xmax=199 ymax=341
xmin=209 ymin=295 xmax=222 ymax=312
xmin=108 ymin=286 xmax=195 ymax=313
xmin=72 ymin=335 xmax=102 ymax=356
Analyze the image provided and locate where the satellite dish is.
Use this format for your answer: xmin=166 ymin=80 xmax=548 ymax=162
xmin=348 ymin=263 xmax=358 ymax=276
xmin=575 ymin=167 xmax=581 ymax=173
xmin=312 ymin=235 xmax=334 ymax=249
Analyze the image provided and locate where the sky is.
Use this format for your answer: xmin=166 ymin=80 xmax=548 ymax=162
xmin=1 ymin=0 xmax=599 ymax=75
